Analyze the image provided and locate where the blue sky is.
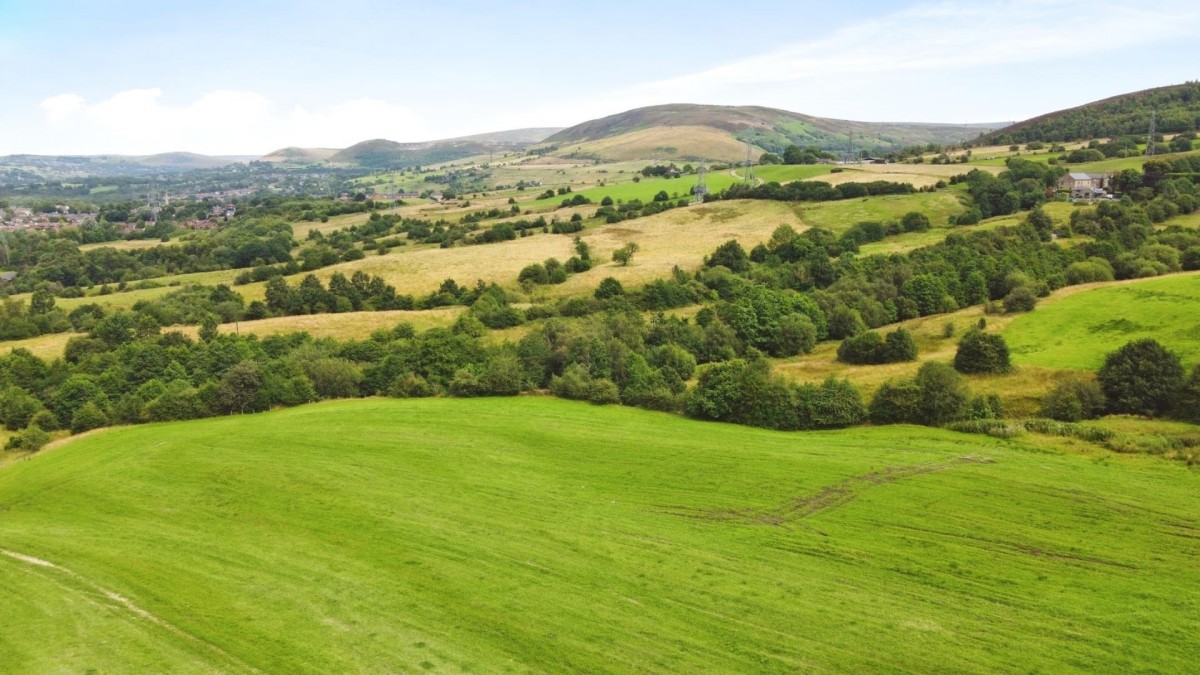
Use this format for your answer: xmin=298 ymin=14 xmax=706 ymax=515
xmin=1 ymin=0 xmax=1197 ymax=155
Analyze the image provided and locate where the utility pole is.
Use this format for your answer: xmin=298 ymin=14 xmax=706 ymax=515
xmin=694 ymin=161 xmax=708 ymax=203
xmin=1147 ymin=110 xmax=1157 ymax=156
xmin=744 ymin=142 xmax=754 ymax=185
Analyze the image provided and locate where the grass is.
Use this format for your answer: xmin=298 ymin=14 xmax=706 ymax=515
xmin=1004 ymin=272 xmax=1200 ymax=370
xmin=1 ymin=397 xmax=1198 ymax=672
xmin=793 ymin=190 xmax=965 ymax=233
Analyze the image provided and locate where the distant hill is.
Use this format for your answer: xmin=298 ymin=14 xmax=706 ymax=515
xmin=545 ymin=104 xmax=1000 ymax=161
xmin=265 ymin=128 xmax=562 ymax=168
xmin=979 ymin=82 xmax=1200 ymax=145
xmin=0 ymin=152 xmax=246 ymax=178
xmin=257 ymin=147 xmax=340 ymax=164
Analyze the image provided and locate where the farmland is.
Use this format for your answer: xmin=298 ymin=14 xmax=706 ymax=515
xmin=2 ymin=398 xmax=1198 ymax=672
xmin=1004 ymin=272 xmax=1200 ymax=370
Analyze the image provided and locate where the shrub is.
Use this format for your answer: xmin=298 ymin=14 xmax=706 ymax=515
xmin=869 ymin=379 xmax=923 ymax=424
xmin=594 ymin=277 xmax=624 ymax=300
xmin=388 ymin=373 xmax=434 ymax=398
xmin=1177 ymin=366 xmax=1200 ymax=423
xmin=1040 ymin=377 xmax=1106 ymax=421
xmin=837 ymin=331 xmax=885 ymax=364
xmin=915 ymin=362 xmax=969 ymax=425
xmin=1097 ymin=339 xmax=1184 ymax=416
xmin=11 ymin=425 xmax=50 ymax=452
xmin=804 ymin=378 xmax=866 ymax=428
xmin=953 ymin=330 xmax=1011 ymax=374
xmin=1003 ymin=286 xmax=1038 ymax=313
xmin=901 ymin=211 xmax=931 ymax=232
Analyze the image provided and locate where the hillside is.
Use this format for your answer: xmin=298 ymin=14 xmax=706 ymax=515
xmin=0 ymin=151 xmax=246 ymax=177
xmin=256 ymin=146 xmax=340 ymax=163
xmin=2 ymin=398 xmax=1198 ymax=672
xmin=980 ymin=81 xmax=1200 ymax=144
xmin=546 ymin=104 xmax=1002 ymax=159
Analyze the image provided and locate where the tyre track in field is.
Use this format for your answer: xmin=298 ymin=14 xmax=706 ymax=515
xmin=0 ymin=548 xmax=262 ymax=673
xmin=666 ymin=455 xmax=994 ymax=526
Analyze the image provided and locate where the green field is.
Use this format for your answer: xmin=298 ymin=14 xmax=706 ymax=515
xmin=1 ymin=398 xmax=1198 ymax=672
xmin=1005 ymin=272 xmax=1200 ymax=370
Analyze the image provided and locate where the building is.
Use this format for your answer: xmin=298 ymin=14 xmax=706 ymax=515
xmin=1058 ymin=172 xmax=1111 ymax=199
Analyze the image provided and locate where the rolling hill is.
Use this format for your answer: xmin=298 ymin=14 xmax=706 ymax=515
xmin=1 ymin=398 xmax=1198 ymax=672
xmin=980 ymin=81 xmax=1200 ymax=144
xmin=263 ymin=128 xmax=563 ymax=168
xmin=0 ymin=151 xmax=250 ymax=177
xmin=545 ymin=104 xmax=1003 ymax=161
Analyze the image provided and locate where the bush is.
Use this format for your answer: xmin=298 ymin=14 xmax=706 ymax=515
xmin=1040 ymin=377 xmax=1106 ymax=421
xmin=838 ymin=328 xmax=917 ymax=365
xmin=594 ymin=277 xmax=624 ymax=300
xmin=388 ymin=373 xmax=435 ymax=398
xmin=901 ymin=211 xmax=931 ymax=232
xmin=69 ymin=401 xmax=109 ymax=434
xmin=953 ymin=330 xmax=1011 ymax=374
xmin=804 ymin=378 xmax=866 ymax=428
xmin=10 ymin=425 xmax=50 ymax=452
xmin=869 ymin=379 xmax=923 ymax=424
xmin=1097 ymin=339 xmax=1184 ymax=416
xmin=1003 ymin=286 xmax=1038 ymax=313
xmin=1177 ymin=365 xmax=1200 ymax=423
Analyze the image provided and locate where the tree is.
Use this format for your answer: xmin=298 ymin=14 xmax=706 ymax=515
xmin=900 ymin=211 xmax=931 ymax=232
xmin=1026 ymin=206 xmax=1054 ymax=241
xmin=827 ymin=306 xmax=866 ymax=340
xmin=1176 ymin=365 xmax=1200 ymax=423
xmin=70 ymin=402 xmax=109 ymax=434
xmin=706 ymin=240 xmax=749 ymax=272
xmin=594 ymin=277 xmax=624 ymax=300
xmin=217 ymin=361 xmax=264 ymax=413
xmin=198 ymin=314 xmax=220 ymax=342
xmin=1003 ymin=286 xmax=1038 ymax=313
xmin=915 ymin=362 xmax=969 ymax=425
xmin=1097 ymin=339 xmax=1184 ymax=416
xmin=953 ymin=330 xmax=1011 ymax=374
xmin=612 ymin=242 xmax=640 ymax=267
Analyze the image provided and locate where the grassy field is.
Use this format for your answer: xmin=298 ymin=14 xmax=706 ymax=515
xmin=794 ymin=190 xmax=966 ymax=233
xmin=0 ymin=397 xmax=1197 ymax=672
xmin=1004 ymin=272 xmax=1200 ymax=370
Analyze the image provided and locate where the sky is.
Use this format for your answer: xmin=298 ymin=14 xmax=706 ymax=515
xmin=0 ymin=0 xmax=1197 ymax=156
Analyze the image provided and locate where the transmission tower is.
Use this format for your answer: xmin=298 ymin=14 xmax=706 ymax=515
xmin=1147 ymin=110 xmax=1157 ymax=156
xmin=744 ymin=142 xmax=754 ymax=185
xmin=694 ymin=161 xmax=708 ymax=202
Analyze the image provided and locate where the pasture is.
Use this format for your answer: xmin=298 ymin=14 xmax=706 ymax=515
xmin=0 ymin=397 xmax=1197 ymax=672
xmin=1004 ymin=272 xmax=1200 ymax=370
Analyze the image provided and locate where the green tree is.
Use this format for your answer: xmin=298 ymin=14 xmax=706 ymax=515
xmin=953 ymin=330 xmax=1012 ymax=374
xmin=594 ymin=276 xmax=624 ymax=299
xmin=217 ymin=361 xmax=264 ymax=414
xmin=1097 ymin=339 xmax=1184 ymax=416
xmin=70 ymin=402 xmax=109 ymax=434
xmin=611 ymin=242 xmax=640 ymax=267
xmin=915 ymin=362 xmax=969 ymax=425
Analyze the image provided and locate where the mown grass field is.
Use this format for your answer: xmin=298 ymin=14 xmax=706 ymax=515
xmin=1 ymin=397 xmax=1197 ymax=672
xmin=1004 ymin=272 xmax=1200 ymax=370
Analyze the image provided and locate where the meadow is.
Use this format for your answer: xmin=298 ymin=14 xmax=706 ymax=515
xmin=1 ymin=397 xmax=1197 ymax=672
xmin=1004 ymin=272 xmax=1200 ymax=370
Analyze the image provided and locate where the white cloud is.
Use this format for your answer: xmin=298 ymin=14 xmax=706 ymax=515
xmin=34 ymin=88 xmax=429 ymax=155
xmin=514 ymin=0 xmax=1200 ymax=127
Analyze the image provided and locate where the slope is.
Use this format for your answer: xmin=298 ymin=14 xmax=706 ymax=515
xmin=547 ymin=103 xmax=1001 ymax=157
xmin=980 ymin=81 xmax=1200 ymax=144
xmin=1 ymin=398 xmax=1197 ymax=672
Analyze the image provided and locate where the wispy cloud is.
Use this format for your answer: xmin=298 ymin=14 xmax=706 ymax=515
xmin=515 ymin=0 xmax=1200 ymax=127
xmin=35 ymin=88 xmax=429 ymax=155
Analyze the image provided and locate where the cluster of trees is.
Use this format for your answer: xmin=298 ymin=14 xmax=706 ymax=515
xmin=2 ymin=219 xmax=296 ymax=294
xmin=518 ymin=238 xmax=594 ymax=286
xmin=837 ymin=328 xmax=918 ymax=365
xmin=262 ymin=272 xmax=410 ymax=317
xmin=950 ymin=159 xmax=1065 ymax=224
xmin=718 ymin=179 xmax=917 ymax=203
xmin=1040 ymin=339 xmax=1200 ymax=423
xmin=593 ymin=195 xmax=691 ymax=223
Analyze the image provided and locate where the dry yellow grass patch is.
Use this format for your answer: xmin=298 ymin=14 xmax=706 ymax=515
xmin=825 ymin=163 xmax=999 ymax=188
xmin=79 ymin=239 xmax=170 ymax=252
xmin=172 ymin=308 xmax=464 ymax=342
xmin=564 ymin=126 xmax=754 ymax=163
xmin=0 ymin=332 xmax=80 ymax=360
xmin=544 ymin=201 xmax=805 ymax=297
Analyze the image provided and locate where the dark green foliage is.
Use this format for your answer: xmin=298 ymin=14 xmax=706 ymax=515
xmin=1040 ymin=377 xmax=1107 ymax=422
xmin=1176 ymin=366 xmax=1200 ymax=423
xmin=594 ymin=277 xmax=624 ymax=300
xmin=953 ymin=330 xmax=1012 ymax=374
xmin=826 ymin=306 xmax=866 ymax=340
xmin=1003 ymin=286 xmax=1038 ymax=313
xmin=868 ymin=380 xmax=924 ymax=425
xmin=839 ymin=328 xmax=918 ymax=365
xmin=684 ymin=359 xmax=799 ymax=430
xmin=706 ymin=240 xmax=750 ymax=272
xmin=804 ymin=377 xmax=866 ymax=429
xmin=901 ymin=211 xmax=931 ymax=232
xmin=6 ymin=425 xmax=50 ymax=452
xmin=981 ymin=84 xmax=1200 ymax=143
xmin=915 ymin=362 xmax=970 ymax=425
xmin=1097 ymin=339 xmax=1185 ymax=417
xmin=70 ymin=402 xmax=109 ymax=434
